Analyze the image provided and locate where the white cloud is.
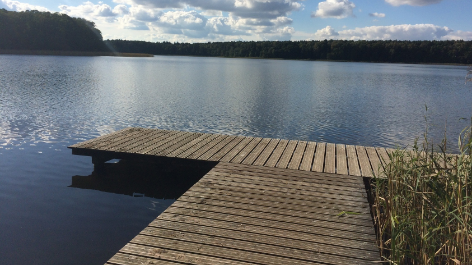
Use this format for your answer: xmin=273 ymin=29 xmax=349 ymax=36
xmin=116 ymin=15 xmax=150 ymax=30
xmin=128 ymin=6 xmax=161 ymax=22
xmin=314 ymin=25 xmax=339 ymax=39
xmin=100 ymin=0 xmax=301 ymax=41
xmin=312 ymin=0 xmax=355 ymax=19
xmin=206 ymin=17 xmax=240 ymax=35
xmin=369 ymin=12 xmax=385 ymax=18
xmin=385 ymin=0 xmax=443 ymax=6
xmin=310 ymin=24 xmax=455 ymax=41
xmin=0 ymin=0 xmax=48 ymax=11
xmin=443 ymin=30 xmax=472 ymax=41
xmin=113 ymin=5 xmax=129 ymax=16
xmin=257 ymin=26 xmax=294 ymax=40
xmin=59 ymin=1 xmax=124 ymax=21
xmin=201 ymin=10 xmax=223 ymax=17
xmin=155 ymin=11 xmax=207 ymax=31
xmin=112 ymin=0 xmax=303 ymax=19
xmin=342 ymin=24 xmax=452 ymax=40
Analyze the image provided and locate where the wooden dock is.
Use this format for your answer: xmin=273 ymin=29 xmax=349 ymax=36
xmin=69 ymin=127 xmax=382 ymax=264
xmin=105 ymin=163 xmax=379 ymax=265
xmin=69 ymin=127 xmax=392 ymax=178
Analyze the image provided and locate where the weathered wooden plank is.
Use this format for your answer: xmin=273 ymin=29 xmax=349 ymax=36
xmin=182 ymin=190 xmax=371 ymax=218
xmin=376 ymin=147 xmax=391 ymax=167
xmin=88 ymin=129 xmax=143 ymax=150
xmin=366 ymin=147 xmax=383 ymax=178
xmin=205 ymin=167 xmax=365 ymax=191
xmin=166 ymin=133 xmax=212 ymax=157
xmin=195 ymin=176 xmax=367 ymax=203
xmin=207 ymin=136 xmax=245 ymax=161
xmin=155 ymin=213 xmax=378 ymax=252
xmin=287 ymin=141 xmax=307 ymax=170
xmin=324 ymin=143 xmax=336 ymax=174
xmin=101 ymin=129 xmax=157 ymax=152
xmin=252 ymin=138 xmax=280 ymax=166
xmin=276 ymin=140 xmax=298 ymax=169
xmin=138 ymin=227 xmax=378 ymax=265
xmin=129 ymin=234 xmax=340 ymax=265
xmin=336 ymin=144 xmax=348 ymax=175
xmin=299 ymin=141 xmax=316 ymax=171
xmin=120 ymin=243 xmax=252 ymax=265
xmin=264 ymin=139 xmax=289 ymax=167
xmin=186 ymin=135 xmax=228 ymax=160
xmin=124 ymin=130 xmax=173 ymax=154
xmin=190 ymin=184 xmax=369 ymax=209
xmin=241 ymin=138 xmax=271 ymax=165
xmin=147 ymin=132 xmax=202 ymax=156
xmin=203 ymin=171 xmax=365 ymax=193
xmin=70 ymin=127 xmax=134 ymax=148
xmin=198 ymin=135 xmax=238 ymax=161
xmin=230 ymin=137 xmax=262 ymax=164
xmin=312 ymin=142 xmax=326 ymax=173
xmin=177 ymin=195 xmax=371 ymax=226
xmin=134 ymin=130 xmax=182 ymax=155
xmin=107 ymin=252 xmax=184 ymax=265
xmin=216 ymin=162 xmax=364 ymax=185
xmin=147 ymin=220 xmax=379 ymax=261
xmin=219 ymin=137 xmax=255 ymax=162
xmin=176 ymin=134 xmax=221 ymax=159
xmin=356 ymin=145 xmax=373 ymax=177
xmin=114 ymin=129 xmax=167 ymax=153
xmin=151 ymin=131 xmax=204 ymax=156
xmin=346 ymin=145 xmax=361 ymax=177
xmin=165 ymin=205 xmax=375 ymax=239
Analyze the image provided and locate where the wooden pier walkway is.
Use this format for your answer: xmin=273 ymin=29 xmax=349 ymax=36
xmin=70 ymin=127 xmax=392 ymax=178
xmin=69 ymin=127 xmax=382 ymax=264
xmin=105 ymin=162 xmax=379 ymax=265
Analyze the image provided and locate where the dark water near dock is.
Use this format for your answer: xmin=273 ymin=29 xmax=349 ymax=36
xmin=0 ymin=55 xmax=470 ymax=264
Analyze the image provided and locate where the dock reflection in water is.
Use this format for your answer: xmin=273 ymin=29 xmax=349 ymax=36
xmin=70 ymin=158 xmax=218 ymax=200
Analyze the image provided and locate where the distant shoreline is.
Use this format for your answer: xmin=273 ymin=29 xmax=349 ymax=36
xmin=154 ymin=54 xmax=472 ymax=66
xmin=1 ymin=50 xmax=470 ymax=66
xmin=0 ymin=50 xmax=154 ymax=57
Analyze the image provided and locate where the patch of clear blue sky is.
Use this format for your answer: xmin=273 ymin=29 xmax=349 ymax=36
xmin=20 ymin=0 xmax=472 ymax=33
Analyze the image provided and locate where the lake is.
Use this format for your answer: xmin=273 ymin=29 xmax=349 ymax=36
xmin=0 ymin=55 xmax=470 ymax=264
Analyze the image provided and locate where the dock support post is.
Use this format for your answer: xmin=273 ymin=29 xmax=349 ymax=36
xmin=92 ymin=156 xmax=112 ymax=174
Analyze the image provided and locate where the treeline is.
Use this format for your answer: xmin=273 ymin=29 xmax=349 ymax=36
xmin=1 ymin=9 xmax=471 ymax=63
xmin=0 ymin=9 xmax=107 ymax=52
xmin=106 ymin=39 xmax=472 ymax=64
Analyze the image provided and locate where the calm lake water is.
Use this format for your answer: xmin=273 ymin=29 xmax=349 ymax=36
xmin=0 ymin=54 xmax=471 ymax=264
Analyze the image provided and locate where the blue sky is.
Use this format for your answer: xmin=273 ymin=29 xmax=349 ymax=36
xmin=1 ymin=0 xmax=471 ymax=42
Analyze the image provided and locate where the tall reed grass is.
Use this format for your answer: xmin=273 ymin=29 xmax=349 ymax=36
xmin=371 ymin=120 xmax=472 ymax=264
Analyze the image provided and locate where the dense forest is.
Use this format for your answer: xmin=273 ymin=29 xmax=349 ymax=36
xmin=107 ymin=39 xmax=472 ymax=64
xmin=0 ymin=9 xmax=107 ymax=52
xmin=1 ymin=9 xmax=471 ymax=63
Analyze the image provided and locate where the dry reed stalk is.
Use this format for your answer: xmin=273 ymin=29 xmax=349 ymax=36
xmin=371 ymin=132 xmax=472 ymax=264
